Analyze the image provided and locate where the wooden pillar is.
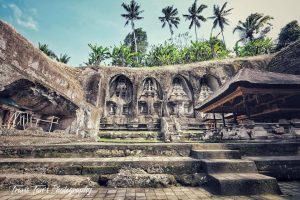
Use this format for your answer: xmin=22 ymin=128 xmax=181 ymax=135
xmin=233 ymin=112 xmax=238 ymax=125
xmin=222 ymin=113 xmax=226 ymax=127
xmin=213 ymin=112 xmax=217 ymax=129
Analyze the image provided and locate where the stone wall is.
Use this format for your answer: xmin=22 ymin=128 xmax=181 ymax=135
xmin=0 ymin=20 xmax=280 ymax=139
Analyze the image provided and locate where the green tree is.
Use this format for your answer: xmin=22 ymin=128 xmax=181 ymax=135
xmin=159 ymin=6 xmax=180 ymax=38
xmin=145 ymin=43 xmax=181 ymax=66
xmin=207 ymin=37 xmax=230 ymax=59
xmin=209 ymin=2 xmax=233 ymax=47
xmin=56 ymin=53 xmax=71 ymax=64
xmin=276 ymin=20 xmax=300 ymax=51
xmin=124 ymin=28 xmax=148 ymax=54
xmin=183 ymin=0 xmax=207 ymax=41
xmin=233 ymin=13 xmax=273 ymax=44
xmin=234 ymin=38 xmax=273 ymax=57
xmin=86 ymin=44 xmax=110 ymax=66
xmin=121 ymin=0 xmax=144 ymax=54
xmin=111 ymin=44 xmax=137 ymax=67
xmin=38 ymin=43 xmax=57 ymax=59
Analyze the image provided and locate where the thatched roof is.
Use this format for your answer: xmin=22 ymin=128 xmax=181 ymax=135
xmin=195 ymin=68 xmax=300 ymax=111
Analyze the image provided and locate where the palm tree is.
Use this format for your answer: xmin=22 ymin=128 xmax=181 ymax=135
xmin=121 ymin=0 xmax=144 ymax=54
xmin=38 ymin=43 xmax=57 ymax=59
xmin=159 ymin=6 xmax=180 ymax=38
xmin=183 ymin=0 xmax=207 ymax=41
xmin=86 ymin=44 xmax=110 ymax=66
xmin=56 ymin=53 xmax=71 ymax=64
xmin=209 ymin=2 xmax=233 ymax=47
xmin=233 ymin=13 xmax=273 ymax=44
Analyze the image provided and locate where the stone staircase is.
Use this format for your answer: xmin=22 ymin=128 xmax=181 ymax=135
xmin=191 ymin=144 xmax=281 ymax=195
xmin=0 ymin=143 xmax=202 ymax=189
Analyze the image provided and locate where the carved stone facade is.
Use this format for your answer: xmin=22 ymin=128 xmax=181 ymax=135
xmin=3 ymin=20 xmax=292 ymax=141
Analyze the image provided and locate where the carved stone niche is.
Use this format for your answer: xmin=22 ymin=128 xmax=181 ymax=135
xmin=106 ymin=75 xmax=133 ymax=116
xmin=167 ymin=76 xmax=194 ymax=117
xmin=198 ymin=74 xmax=221 ymax=119
xmin=138 ymin=78 xmax=163 ymax=117
xmin=198 ymin=77 xmax=214 ymax=104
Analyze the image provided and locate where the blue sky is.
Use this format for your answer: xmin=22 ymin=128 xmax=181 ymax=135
xmin=1 ymin=0 xmax=300 ymax=66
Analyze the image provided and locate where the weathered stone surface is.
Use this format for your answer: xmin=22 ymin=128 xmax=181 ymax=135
xmin=268 ymin=39 xmax=300 ymax=75
xmin=0 ymin=174 xmax=98 ymax=189
xmin=207 ymin=173 xmax=281 ymax=195
xmin=191 ymin=150 xmax=241 ymax=159
xmin=106 ymin=168 xmax=176 ymax=188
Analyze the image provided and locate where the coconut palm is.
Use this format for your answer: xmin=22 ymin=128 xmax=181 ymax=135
xmin=38 ymin=43 xmax=57 ymax=59
xmin=183 ymin=0 xmax=207 ymax=41
xmin=56 ymin=53 xmax=71 ymax=64
xmin=233 ymin=13 xmax=273 ymax=44
xmin=121 ymin=0 xmax=144 ymax=54
xmin=159 ymin=6 xmax=180 ymax=38
xmin=209 ymin=2 xmax=233 ymax=47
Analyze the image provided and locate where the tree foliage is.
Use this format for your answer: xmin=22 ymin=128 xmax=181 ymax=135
xmin=234 ymin=38 xmax=273 ymax=57
xmin=183 ymin=0 xmax=207 ymax=41
xmin=159 ymin=6 xmax=180 ymax=37
xmin=121 ymin=0 xmax=144 ymax=54
xmin=209 ymin=2 xmax=233 ymax=47
xmin=233 ymin=13 xmax=273 ymax=44
xmin=145 ymin=37 xmax=230 ymax=67
xmin=276 ymin=20 xmax=300 ymax=51
xmin=111 ymin=44 xmax=137 ymax=67
xmin=56 ymin=53 xmax=71 ymax=64
xmin=86 ymin=44 xmax=110 ymax=66
xmin=38 ymin=43 xmax=57 ymax=59
xmin=38 ymin=43 xmax=70 ymax=64
xmin=124 ymin=28 xmax=148 ymax=54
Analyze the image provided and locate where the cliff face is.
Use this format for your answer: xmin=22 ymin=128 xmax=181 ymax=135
xmin=268 ymin=39 xmax=300 ymax=75
xmin=0 ymin=20 xmax=99 ymax=137
xmin=1 ymin=19 xmax=298 ymax=138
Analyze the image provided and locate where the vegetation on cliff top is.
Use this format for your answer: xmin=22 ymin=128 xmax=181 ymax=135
xmin=37 ymin=0 xmax=300 ymax=67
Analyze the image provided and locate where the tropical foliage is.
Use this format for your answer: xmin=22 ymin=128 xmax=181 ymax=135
xmin=76 ymin=1 xmax=297 ymax=68
xmin=234 ymin=38 xmax=274 ymax=57
xmin=111 ymin=44 xmax=137 ymax=67
xmin=86 ymin=44 xmax=110 ymax=66
xmin=276 ymin=20 xmax=300 ymax=51
xmin=145 ymin=37 xmax=229 ymax=67
xmin=56 ymin=53 xmax=71 ymax=64
xmin=209 ymin=2 xmax=233 ymax=47
xmin=121 ymin=0 xmax=144 ymax=54
xmin=38 ymin=43 xmax=57 ymax=59
xmin=183 ymin=0 xmax=207 ymax=41
xmin=159 ymin=6 xmax=180 ymax=37
xmin=124 ymin=28 xmax=148 ymax=54
xmin=233 ymin=13 xmax=273 ymax=44
xmin=38 ymin=43 xmax=71 ymax=64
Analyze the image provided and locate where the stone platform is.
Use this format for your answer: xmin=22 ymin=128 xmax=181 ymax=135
xmin=0 ymin=141 xmax=299 ymax=196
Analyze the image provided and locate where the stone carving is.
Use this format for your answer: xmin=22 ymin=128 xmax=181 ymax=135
xmin=167 ymin=76 xmax=193 ymax=117
xmin=138 ymin=78 xmax=162 ymax=116
xmin=107 ymin=75 xmax=133 ymax=116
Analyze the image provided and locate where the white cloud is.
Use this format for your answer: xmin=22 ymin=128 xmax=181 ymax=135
xmin=8 ymin=4 xmax=38 ymax=31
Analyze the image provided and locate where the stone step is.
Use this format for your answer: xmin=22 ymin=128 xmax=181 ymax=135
xmin=202 ymin=159 xmax=258 ymax=174
xmin=192 ymin=143 xmax=231 ymax=150
xmin=191 ymin=150 xmax=241 ymax=159
xmin=206 ymin=173 xmax=281 ymax=195
xmin=0 ymin=174 xmax=98 ymax=189
xmin=0 ymin=157 xmax=201 ymax=175
xmin=0 ymin=143 xmax=192 ymax=158
xmin=245 ymin=156 xmax=300 ymax=180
